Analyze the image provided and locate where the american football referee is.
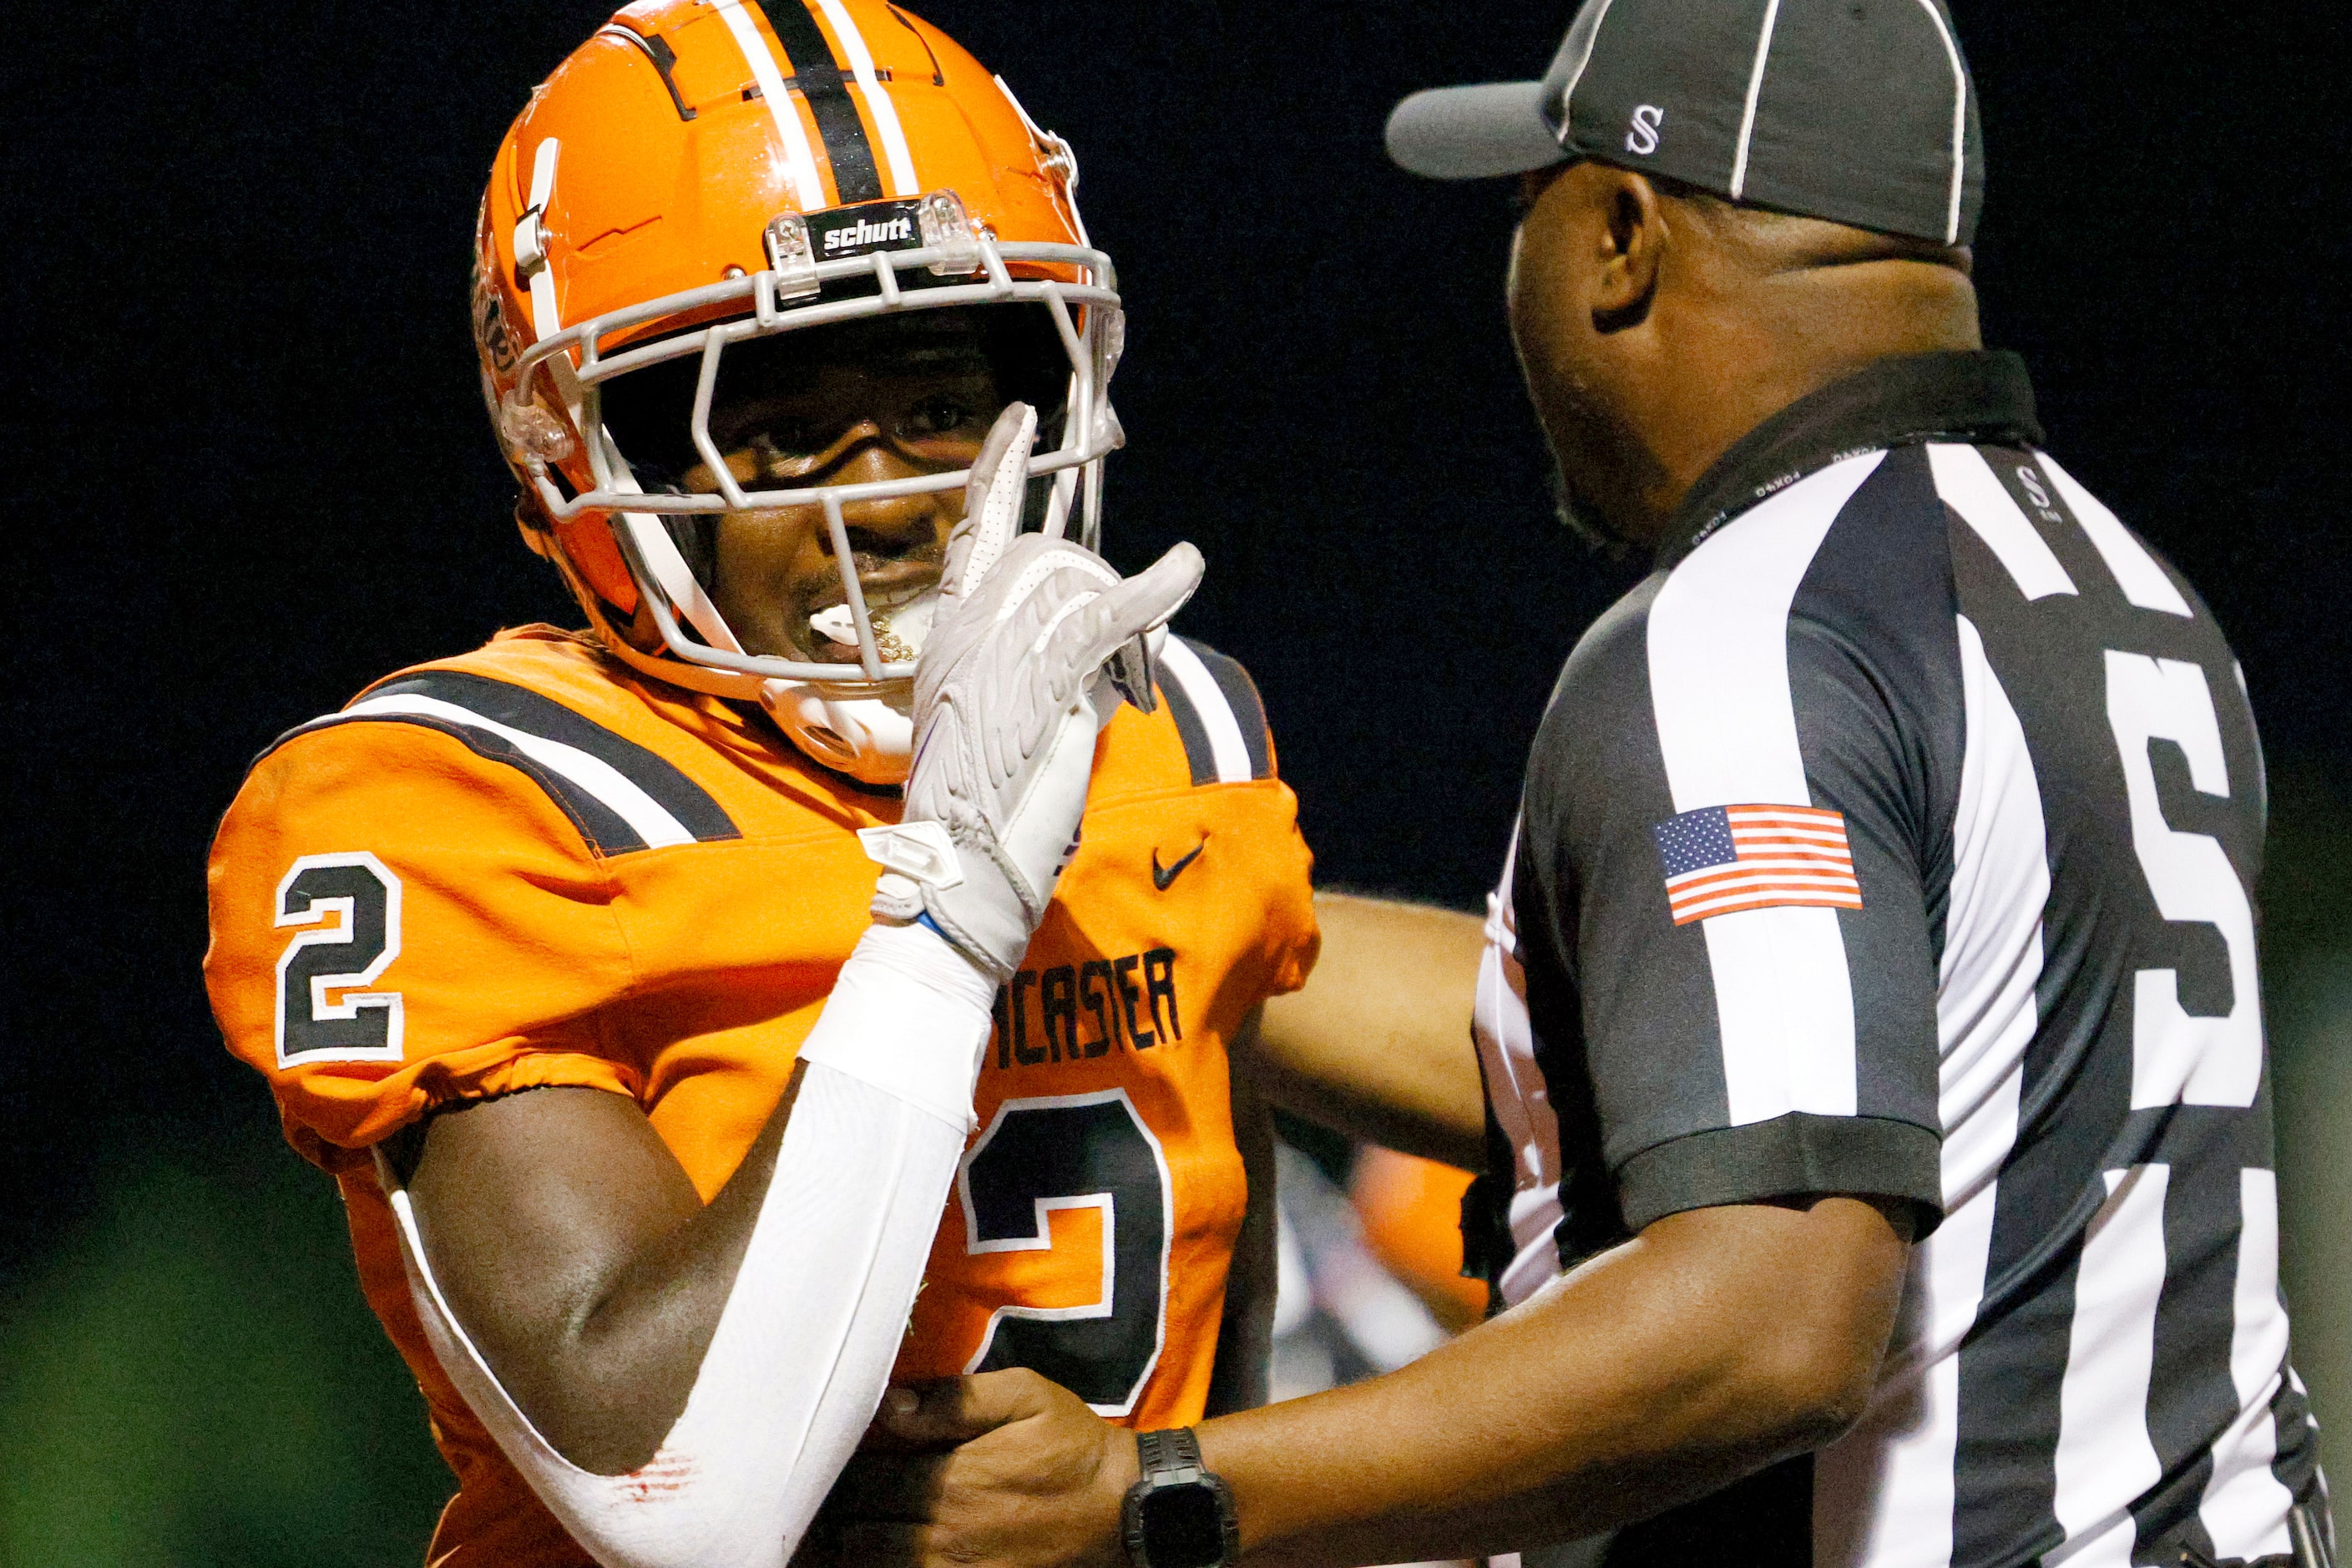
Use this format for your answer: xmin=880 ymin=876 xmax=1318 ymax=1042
xmin=821 ymin=4 xmax=2336 ymax=1568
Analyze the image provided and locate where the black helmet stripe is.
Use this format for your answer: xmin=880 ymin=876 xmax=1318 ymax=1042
xmin=754 ymin=2 xmax=884 ymax=205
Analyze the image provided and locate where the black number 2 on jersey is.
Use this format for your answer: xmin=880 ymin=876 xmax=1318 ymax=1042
xmin=959 ymin=1090 xmax=1173 ymax=1415
xmin=273 ymin=852 xmax=405 ymax=1068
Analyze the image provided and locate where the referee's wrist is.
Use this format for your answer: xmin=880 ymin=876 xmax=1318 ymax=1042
xmin=1105 ymin=1432 xmax=1144 ymax=1550
xmin=1191 ymin=1424 xmax=1242 ymax=1538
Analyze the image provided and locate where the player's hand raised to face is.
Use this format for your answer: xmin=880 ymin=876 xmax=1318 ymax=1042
xmin=810 ymin=1370 xmax=1136 ymax=1568
xmin=868 ymin=402 xmax=1205 ymax=979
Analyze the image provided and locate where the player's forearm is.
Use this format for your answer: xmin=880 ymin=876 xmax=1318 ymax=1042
xmin=1247 ymin=892 xmax=1487 ymax=1169
xmin=1194 ymin=1198 xmax=1909 ymax=1567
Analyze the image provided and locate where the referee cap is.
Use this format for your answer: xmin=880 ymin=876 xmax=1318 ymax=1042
xmin=1385 ymin=0 xmax=1985 ymax=245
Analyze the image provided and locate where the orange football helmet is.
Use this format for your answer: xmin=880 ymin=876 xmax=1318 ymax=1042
xmin=473 ymin=0 xmax=1122 ymax=781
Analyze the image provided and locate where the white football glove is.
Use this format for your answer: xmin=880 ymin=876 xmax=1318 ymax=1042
xmin=860 ymin=403 xmax=1204 ymax=979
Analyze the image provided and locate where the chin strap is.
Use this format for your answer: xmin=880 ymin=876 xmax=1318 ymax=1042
xmin=604 ymin=448 xmax=745 ymax=656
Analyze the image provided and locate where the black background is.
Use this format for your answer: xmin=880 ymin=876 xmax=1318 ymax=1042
xmin=4 ymin=1 xmax=2349 ymax=1555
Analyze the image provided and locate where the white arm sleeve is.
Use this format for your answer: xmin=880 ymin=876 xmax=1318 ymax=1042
xmin=377 ymin=918 xmax=994 ymax=1568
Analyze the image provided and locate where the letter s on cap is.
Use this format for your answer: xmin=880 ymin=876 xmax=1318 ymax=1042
xmin=1626 ymin=104 xmax=1664 ymax=156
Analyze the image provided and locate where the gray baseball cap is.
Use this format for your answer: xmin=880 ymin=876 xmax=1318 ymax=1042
xmin=1385 ymin=0 xmax=1985 ymax=245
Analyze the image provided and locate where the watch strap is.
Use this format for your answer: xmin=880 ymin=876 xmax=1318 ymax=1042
xmin=1137 ymin=1427 xmax=1207 ymax=1480
xmin=1124 ymin=1426 xmax=1238 ymax=1568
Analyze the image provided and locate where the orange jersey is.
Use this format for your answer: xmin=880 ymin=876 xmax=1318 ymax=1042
xmin=202 ymin=625 xmax=1317 ymax=1568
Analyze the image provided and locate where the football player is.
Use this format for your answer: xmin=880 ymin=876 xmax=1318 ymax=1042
xmin=201 ymin=5 xmax=1336 ymax=1565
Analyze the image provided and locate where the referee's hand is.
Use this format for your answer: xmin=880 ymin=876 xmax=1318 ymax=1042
xmin=810 ymin=1371 xmax=1136 ymax=1568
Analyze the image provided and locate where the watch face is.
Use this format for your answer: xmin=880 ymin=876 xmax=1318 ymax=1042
xmin=1138 ymin=1482 xmax=1227 ymax=1568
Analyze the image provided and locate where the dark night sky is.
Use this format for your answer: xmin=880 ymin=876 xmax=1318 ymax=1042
xmin=6 ymin=1 xmax=2349 ymax=1269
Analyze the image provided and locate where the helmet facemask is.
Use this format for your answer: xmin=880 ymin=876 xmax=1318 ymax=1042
xmin=499 ymin=207 xmax=1123 ymax=782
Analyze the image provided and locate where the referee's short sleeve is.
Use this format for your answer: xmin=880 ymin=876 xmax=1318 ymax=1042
xmin=1519 ymin=452 xmax=1960 ymax=1239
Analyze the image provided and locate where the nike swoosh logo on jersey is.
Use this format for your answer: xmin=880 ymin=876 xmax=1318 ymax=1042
xmin=1151 ymin=842 xmax=1205 ymax=892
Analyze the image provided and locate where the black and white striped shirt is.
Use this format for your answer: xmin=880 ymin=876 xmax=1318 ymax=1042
xmin=1470 ymin=352 xmax=2328 ymax=1568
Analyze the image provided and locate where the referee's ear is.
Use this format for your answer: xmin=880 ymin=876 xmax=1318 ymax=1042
xmin=1588 ymin=165 xmax=1669 ymax=334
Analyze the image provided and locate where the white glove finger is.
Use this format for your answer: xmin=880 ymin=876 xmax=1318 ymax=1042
xmin=1044 ymin=542 xmax=1205 ymax=706
xmin=942 ymin=403 xmax=1037 ymax=599
xmin=1109 ymin=621 xmax=1174 ymax=715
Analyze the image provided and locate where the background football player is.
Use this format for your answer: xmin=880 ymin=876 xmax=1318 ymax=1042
xmin=197 ymin=4 xmax=1419 ymax=1564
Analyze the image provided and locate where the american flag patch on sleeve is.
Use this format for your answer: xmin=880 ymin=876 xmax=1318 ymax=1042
xmin=1650 ymin=804 xmax=1862 ymax=925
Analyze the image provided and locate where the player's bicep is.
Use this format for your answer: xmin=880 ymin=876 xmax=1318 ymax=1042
xmin=396 ymin=1085 xmax=724 ymax=1464
xmin=403 ymin=1086 xmax=703 ymax=1338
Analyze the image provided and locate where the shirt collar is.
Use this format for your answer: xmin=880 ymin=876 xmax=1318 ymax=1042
xmin=1654 ymin=350 xmax=2044 ymax=567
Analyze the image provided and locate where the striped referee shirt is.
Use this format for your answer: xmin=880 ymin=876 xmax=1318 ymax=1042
xmin=1469 ymin=352 xmax=2328 ymax=1568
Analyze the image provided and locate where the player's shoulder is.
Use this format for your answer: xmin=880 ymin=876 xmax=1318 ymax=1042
xmin=1156 ymin=635 xmax=1277 ymax=787
xmin=225 ymin=625 xmax=745 ymax=863
xmin=1093 ymin=635 xmax=1280 ymax=803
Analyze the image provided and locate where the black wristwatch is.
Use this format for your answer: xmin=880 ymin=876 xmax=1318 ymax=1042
xmin=1120 ymin=1428 xmax=1239 ymax=1568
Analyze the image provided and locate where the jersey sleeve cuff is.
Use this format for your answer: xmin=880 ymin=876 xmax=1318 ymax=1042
xmin=1615 ymin=1112 xmax=1944 ymax=1240
xmin=277 ymin=1046 xmax=645 ymax=1172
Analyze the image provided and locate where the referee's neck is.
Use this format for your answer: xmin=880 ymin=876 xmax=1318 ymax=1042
xmin=1510 ymin=163 xmax=1982 ymax=554
xmin=1624 ymin=256 xmax=1983 ymax=548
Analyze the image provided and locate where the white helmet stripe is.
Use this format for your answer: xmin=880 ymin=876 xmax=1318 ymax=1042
xmin=715 ymin=0 xmax=827 ymax=212
xmin=812 ymin=0 xmax=917 ymax=198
